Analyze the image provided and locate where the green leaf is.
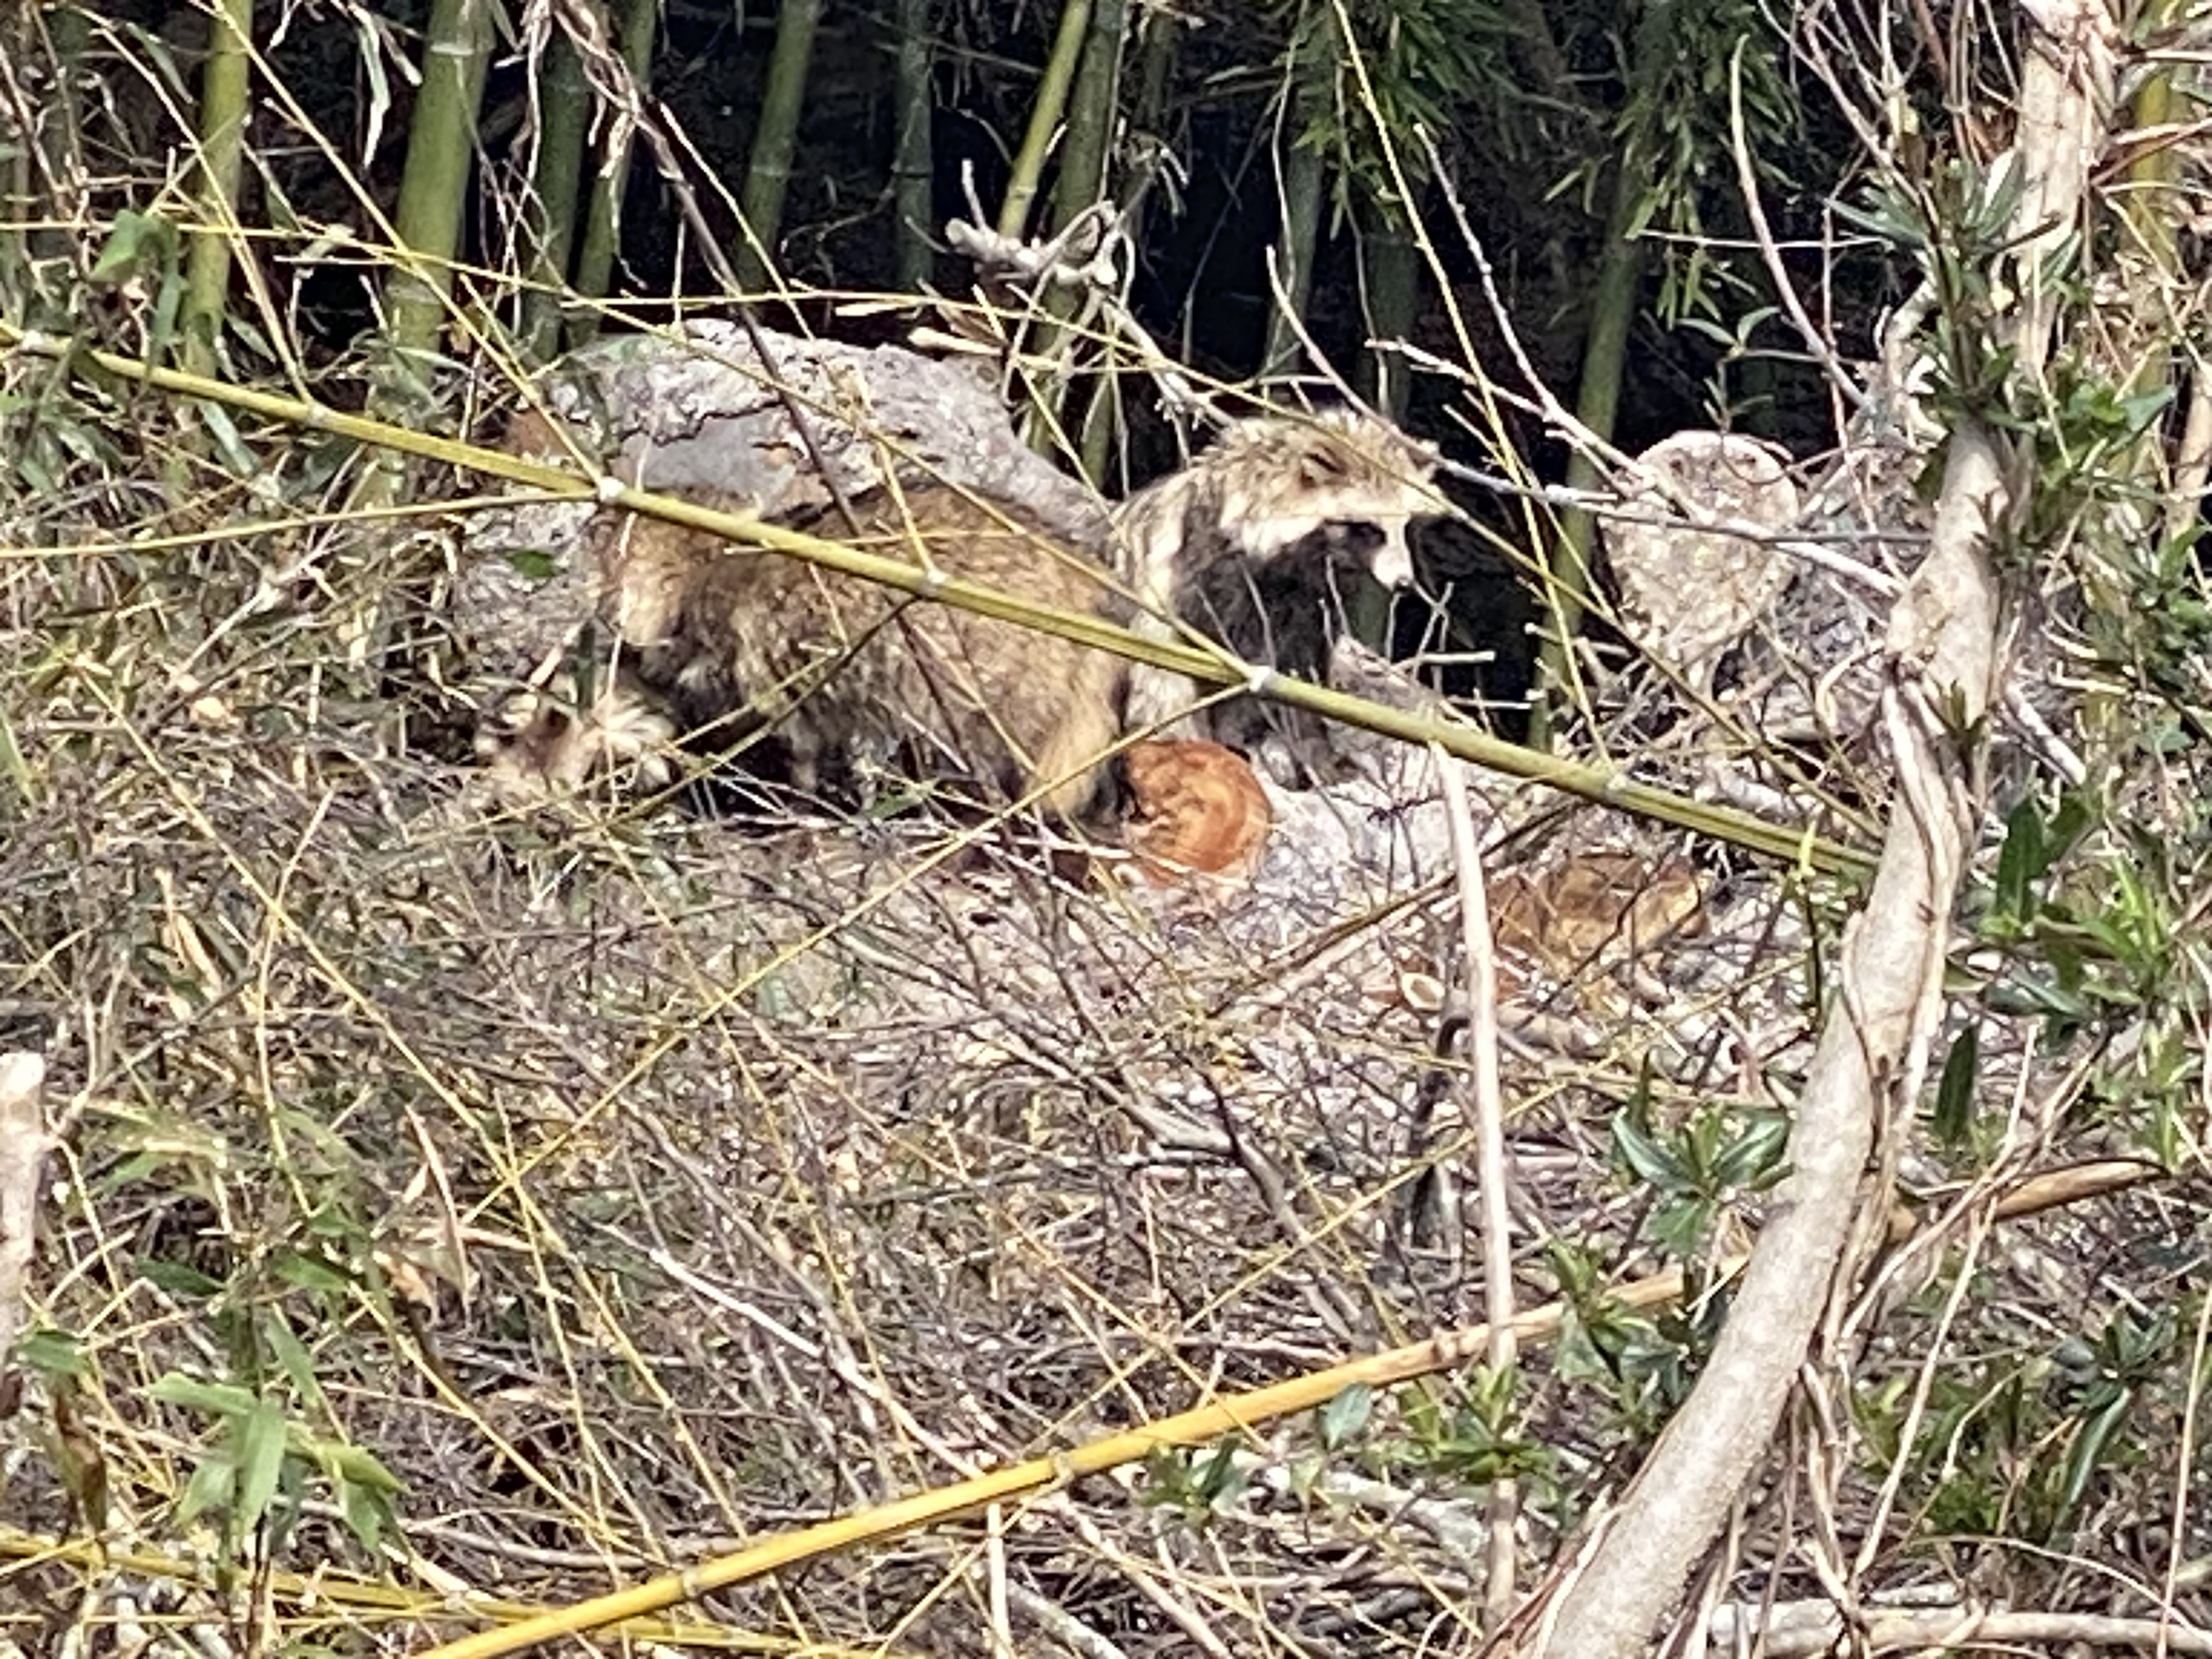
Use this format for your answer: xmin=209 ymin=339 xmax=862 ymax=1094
xmin=90 ymin=210 xmax=161 ymax=282
xmin=1993 ymin=796 xmax=2045 ymax=923
xmin=1651 ymin=1196 xmax=1717 ymax=1260
xmin=195 ymin=398 xmax=254 ymax=473
xmin=138 ymin=1258 xmax=225 ymax=1300
xmin=337 ymin=1473 xmax=393 ymax=1555
xmin=2046 ymin=790 xmax=2094 ymax=860
xmin=319 ymin=1442 xmax=405 ymax=1493
xmin=1316 ymin=1384 xmax=1373 ymax=1451
xmin=1710 ymin=1113 xmax=1791 ymax=1190
xmin=1611 ymin=1106 xmax=1681 ymax=1188
xmin=175 ymin=1453 xmax=237 ymax=1531
xmin=274 ymin=1250 xmax=352 ymax=1295
xmin=1191 ymin=1442 xmax=1246 ymax=1510
xmin=263 ymin=1312 xmax=328 ymax=1413
xmin=233 ymin=1398 xmax=289 ymax=1532
xmin=1932 ymin=1024 xmax=1980 ymax=1147
xmin=150 ymin=1374 xmax=259 ymax=1421
xmin=501 ymin=546 xmax=561 ymax=580
xmin=11 ymin=1327 xmax=84 ymax=1376
xmin=2055 ymin=1387 xmax=2134 ymax=1525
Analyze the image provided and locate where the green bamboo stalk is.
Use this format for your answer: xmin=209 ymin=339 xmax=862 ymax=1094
xmin=1121 ymin=3 xmax=1178 ymax=239
xmin=0 ymin=4 xmax=39 ymax=317
xmin=0 ymin=162 xmax=20 ymax=323
xmin=1525 ymin=0 xmax=1679 ymax=749
xmin=1071 ymin=4 xmax=1177 ymax=487
xmin=1130 ymin=4 xmax=1176 ymax=151
xmin=1530 ymin=159 xmax=1643 ymax=750
xmin=1049 ymin=0 xmax=1124 ymax=235
xmin=8 ymin=5 xmax=90 ymax=328
xmin=890 ymin=0 xmax=935 ymax=290
xmin=995 ymin=0 xmax=1092 ymax=240
xmin=1355 ymin=219 xmax=1420 ymax=419
xmin=1076 ymin=372 xmax=1116 ymax=487
xmin=1030 ymin=0 xmax=1126 ymax=452
xmin=519 ymin=11 xmax=591 ymax=363
xmin=178 ymin=0 xmax=253 ymax=377
xmin=1344 ymin=219 xmax=1421 ymax=651
xmin=568 ymin=0 xmax=658 ymax=346
xmin=2125 ymin=73 xmax=2176 ymax=297
xmin=381 ymin=0 xmax=494 ymax=364
xmin=360 ymin=0 xmax=493 ymax=512
xmin=732 ymin=0 xmax=825 ymax=293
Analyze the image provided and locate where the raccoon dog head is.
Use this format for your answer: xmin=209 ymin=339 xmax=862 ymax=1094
xmin=1117 ymin=407 xmax=1442 ymax=606
xmin=1195 ymin=407 xmax=1438 ymax=584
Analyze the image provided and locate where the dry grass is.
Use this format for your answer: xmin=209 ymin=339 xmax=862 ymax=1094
xmin=0 ymin=467 xmax=1478 ymax=1651
xmin=0 ymin=381 xmax=1829 ymax=1644
xmin=5 ymin=9 xmax=2211 ymax=1641
xmin=4 ymin=331 xmax=2210 ymax=1656
xmin=4 ymin=411 xmax=2204 ymax=1654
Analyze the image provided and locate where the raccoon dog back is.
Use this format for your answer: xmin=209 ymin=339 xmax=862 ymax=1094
xmin=612 ymin=482 xmax=1125 ymax=815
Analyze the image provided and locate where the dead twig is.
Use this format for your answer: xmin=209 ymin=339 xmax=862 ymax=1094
xmin=0 ymin=1052 xmax=46 ymax=1408
xmin=1434 ymin=746 xmax=1520 ymax=1621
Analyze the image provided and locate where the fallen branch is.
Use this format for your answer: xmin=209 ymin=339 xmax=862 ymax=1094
xmin=1708 ymin=1598 xmax=2212 ymax=1656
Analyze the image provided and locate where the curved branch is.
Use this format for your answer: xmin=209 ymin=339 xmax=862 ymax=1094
xmin=1538 ymin=0 xmax=2113 ymax=1647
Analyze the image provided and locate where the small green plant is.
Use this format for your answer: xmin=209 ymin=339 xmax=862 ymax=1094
xmin=1381 ymin=1369 xmax=1553 ymax=1493
xmin=63 ymin=1092 xmax=410 ymax=1573
xmin=1141 ymin=1440 xmax=1250 ymax=1522
xmin=1611 ymin=1085 xmax=1791 ymax=1262
xmin=1859 ymin=1305 xmax=2182 ymax=1546
xmin=152 ymin=1370 xmax=404 ymax=1569
xmin=1548 ymin=1238 xmax=1726 ymax=1436
xmin=1961 ymin=779 xmax=2211 ymax=1164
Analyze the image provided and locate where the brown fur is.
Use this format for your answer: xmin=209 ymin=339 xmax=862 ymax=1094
xmin=497 ymin=483 xmax=1125 ymax=816
xmin=484 ymin=408 xmax=1435 ymax=811
xmin=1113 ymin=409 xmax=1441 ymax=755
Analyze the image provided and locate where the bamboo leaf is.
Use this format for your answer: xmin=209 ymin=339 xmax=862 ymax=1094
xmin=150 ymin=1374 xmax=259 ymax=1421
xmin=234 ymin=1397 xmax=289 ymax=1532
xmin=1932 ymin=1024 xmax=1979 ymax=1148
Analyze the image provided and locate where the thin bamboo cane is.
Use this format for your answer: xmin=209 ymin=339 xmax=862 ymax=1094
xmin=1261 ymin=62 xmax=1328 ymax=383
xmin=1356 ymin=221 xmax=1420 ymax=419
xmin=890 ymin=0 xmax=936 ymax=291
xmin=381 ymin=0 xmax=495 ymax=365
xmin=568 ymin=0 xmax=658 ymax=348
xmin=1026 ymin=0 xmax=1127 ymax=442
xmin=520 ymin=9 xmax=592 ymax=363
xmin=415 ymin=1266 xmax=1713 ymax=1659
xmin=995 ymin=0 xmax=1092 ymax=240
xmin=1530 ymin=157 xmax=1644 ymax=752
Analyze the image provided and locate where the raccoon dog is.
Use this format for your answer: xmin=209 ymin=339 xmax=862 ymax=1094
xmin=1115 ymin=408 xmax=1441 ymax=781
xmin=493 ymin=483 xmax=1124 ymax=816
